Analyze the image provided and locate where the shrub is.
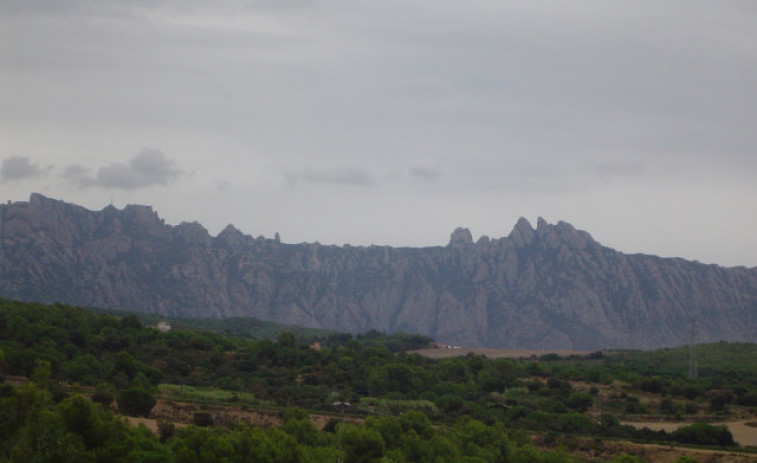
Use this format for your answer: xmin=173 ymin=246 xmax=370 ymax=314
xmin=117 ymin=387 xmax=156 ymax=417
xmin=556 ymin=412 xmax=596 ymax=434
xmin=640 ymin=378 xmax=663 ymax=394
xmin=566 ymin=392 xmax=593 ymax=412
xmin=670 ymin=423 xmax=735 ymax=447
xmin=158 ymin=421 xmax=175 ymax=442
xmin=323 ymin=418 xmax=342 ymax=433
xmin=737 ymin=390 xmax=757 ymax=407
xmin=91 ymin=390 xmax=114 ymax=408
xmin=193 ymin=411 xmax=214 ymax=427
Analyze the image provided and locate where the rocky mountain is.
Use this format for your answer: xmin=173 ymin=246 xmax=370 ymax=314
xmin=1 ymin=193 xmax=756 ymax=350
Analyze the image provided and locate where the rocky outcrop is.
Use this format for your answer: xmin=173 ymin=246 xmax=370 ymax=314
xmin=1 ymin=194 xmax=756 ymax=349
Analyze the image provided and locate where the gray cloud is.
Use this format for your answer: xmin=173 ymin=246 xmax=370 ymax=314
xmin=64 ymin=149 xmax=184 ymax=190
xmin=61 ymin=164 xmax=94 ymax=186
xmin=3 ymin=2 xmax=757 ymax=266
xmin=409 ymin=165 xmax=441 ymax=180
xmin=593 ymin=161 xmax=646 ymax=178
xmin=285 ymin=167 xmax=375 ymax=187
xmin=0 ymin=156 xmax=52 ymax=182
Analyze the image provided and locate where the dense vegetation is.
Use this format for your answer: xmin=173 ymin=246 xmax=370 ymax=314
xmin=86 ymin=307 xmax=340 ymax=345
xmin=1 ymin=298 xmax=756 ymax=462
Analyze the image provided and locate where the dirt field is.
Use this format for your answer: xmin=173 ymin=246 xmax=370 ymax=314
xmin=622 ymin=420 xmax=757 ymax=448
xmin=126 ymin=416 xmax=173 ymax=434
xmin=409 ymin=347 xmax=591 ymax=359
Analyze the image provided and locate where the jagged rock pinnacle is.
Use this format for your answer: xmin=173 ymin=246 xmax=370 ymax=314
xmin=449 ymin=227 xmax=473 ymax=245
xmin=2 ymin=194 xmax=756 ymax=350
xmin=509 ymin=217 xmax=535 ymax=247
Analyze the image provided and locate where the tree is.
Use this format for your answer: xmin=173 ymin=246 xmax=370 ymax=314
xmin=158 ymin=421 xmax=175 ymax=443
xmin=120 ymin=314 xmax=143 ymax=331
xmin=58 ymin=394 xmax=108 ymax=449
xmin=340 ymin=424 xmax=386 ymax=463
xmin=277 ymin=331 xmax=297 ymax=348
xmin=117 ymin=387 xmax=156 ymax=417
xmin=30 ymin=359 xmax=52 ymax=389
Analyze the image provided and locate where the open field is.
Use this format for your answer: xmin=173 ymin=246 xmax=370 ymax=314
xmin=622 ymin=420 xmax=757 ymax=448
xmin=409 ymin=347 xmax=592 ymax=359
xmin=158 ymin=384 xmax=258 ymax=404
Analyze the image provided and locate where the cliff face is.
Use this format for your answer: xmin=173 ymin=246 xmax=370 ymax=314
xmin=1 ymin=194 xmax=756 ymax=349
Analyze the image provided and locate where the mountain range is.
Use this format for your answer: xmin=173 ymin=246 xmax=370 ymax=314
xmin=1 ymin=193 xmax=756 ymax=350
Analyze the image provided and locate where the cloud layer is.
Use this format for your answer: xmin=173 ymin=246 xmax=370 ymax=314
xmin=2 ymin=151 xmax=183 ymax=190
xmin=0 ymin=156 xmax=51 ymax=182
xmin=64 ymin=150 xmax=184 ymax=190
xmin=2 ymin=1 xmax=757 ymax=266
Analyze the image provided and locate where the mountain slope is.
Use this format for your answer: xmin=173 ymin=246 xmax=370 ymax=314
xmin=1 ymin=193 xmax=756 ymax=349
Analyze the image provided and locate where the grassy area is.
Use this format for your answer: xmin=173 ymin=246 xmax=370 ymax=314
xmin=158 ymin=383 xmax=259 ymax=405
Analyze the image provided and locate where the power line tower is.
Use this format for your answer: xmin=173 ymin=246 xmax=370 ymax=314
xmin=688 ymin=316 xmax=698 ymax=379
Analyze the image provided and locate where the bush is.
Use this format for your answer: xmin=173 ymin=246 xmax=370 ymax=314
xmin=280 ymin=407 xmax=309 ymax=423
xmin=640 ymin=378 xmax=663 ymax=394
xmin=117 ymin=387 xmax=156 ymax=417
xmin=556 ymin=412 xmax=596 ymax=434
xmin=158 ymin=421 xmax=175 ymax=442
xmin=737 ymin=390 xmax=757 ymax=406
xmin=670 ymin=423 xmax=735 ymax=447
xmin=566 ymin=392 xmax=593 ymax=412
xmin=323 ymin=418 xmax=342 ymax=433
xmin=91 ymin=390 xmax=114 ymax=408
xmin=193 ymin=411 xmax=214 ymax=427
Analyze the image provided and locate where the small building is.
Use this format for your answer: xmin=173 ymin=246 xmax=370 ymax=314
xmin=156 ymin=321 xmax=172 ymax=333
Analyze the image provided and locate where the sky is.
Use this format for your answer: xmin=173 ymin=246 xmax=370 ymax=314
xmin=2 ymin=0 xmax=756 ymax=267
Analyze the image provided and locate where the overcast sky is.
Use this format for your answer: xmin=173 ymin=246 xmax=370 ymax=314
xmin=2 ymin=1 xmax=756 ymax=267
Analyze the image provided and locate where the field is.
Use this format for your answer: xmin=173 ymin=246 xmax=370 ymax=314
xmin=622 ymin=420 xmax=757 ymax=447
xmin=410 ymin=346 xmax=591 ymax=359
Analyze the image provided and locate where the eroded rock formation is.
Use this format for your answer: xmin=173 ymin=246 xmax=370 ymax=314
xmin=1 ymin=193 xmax=756 ymax=349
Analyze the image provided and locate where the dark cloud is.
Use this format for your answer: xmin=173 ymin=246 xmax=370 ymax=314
xmin=65 ymin=149 xmax=184 ymax=190
xmin=0 ymin=156 xmax=52 ymax=182
xmin=285 ymin=167 xmax=375 ymax=187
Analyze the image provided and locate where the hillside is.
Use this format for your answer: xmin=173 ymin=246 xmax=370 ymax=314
xmin=1 ymin=193 xmax=756 ymax=349
xmin=2 ymin=297 xmax=757 ymax=462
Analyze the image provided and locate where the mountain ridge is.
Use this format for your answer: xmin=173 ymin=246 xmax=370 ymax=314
xmin=1 ymin=193 xmax=756 ymax=349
